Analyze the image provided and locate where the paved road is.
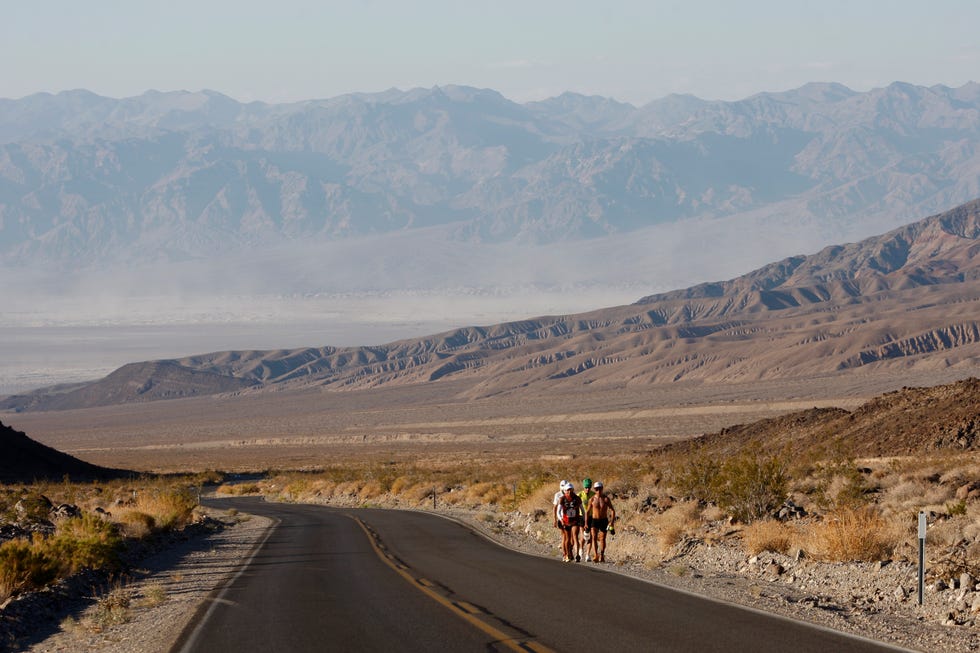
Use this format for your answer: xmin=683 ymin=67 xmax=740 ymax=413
xmin=173 ymin=498 xmax=908 ymax=653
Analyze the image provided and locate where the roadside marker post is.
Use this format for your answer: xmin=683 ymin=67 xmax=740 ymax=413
xmin=918 ymin=511 xmax=927 ymax=606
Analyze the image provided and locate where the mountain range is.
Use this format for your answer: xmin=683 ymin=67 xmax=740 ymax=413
xmin=1 ymin=81 xmax=979 ymax=274
xmin=5 ymin=198 xmax=979 ymax=412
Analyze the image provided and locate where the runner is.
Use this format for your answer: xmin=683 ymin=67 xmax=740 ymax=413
xmin=552 ymin=480 xmax=569 ymax=558
xmin=578 ymin=478 xmax=595 ymax=561
xmin=586 ymin=481 xmax=616 ymax=563
xmin=556 ymin=482 xmax=584 ymax=562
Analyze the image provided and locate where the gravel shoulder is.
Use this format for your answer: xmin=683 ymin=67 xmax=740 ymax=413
xmin=8 ymin=499 xmax=979 ymax=653
xmin=5 ymin=509 xmax=271 ymax=653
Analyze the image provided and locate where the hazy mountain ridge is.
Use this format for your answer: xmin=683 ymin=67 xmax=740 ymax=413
xmin=1 ymin=82 xmax=979 ymax=263
xmin=4 ymin=199 xmax=979 ymax=412
xmin=638 ymin=198 xmax=980 ymax=309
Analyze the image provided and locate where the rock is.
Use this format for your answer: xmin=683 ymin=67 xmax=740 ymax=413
xmin=972 ymin=594 xmax=980 ymax=613
xmin=767 ymin=562 xmax=785 ymax=576
xmin=893 ymin=586 xmax=908 ymax=602
xmin=14 ymin=494 xmax=53 ymax=519
xmin=960 ymin=572 xmax=975 ymax=591
xmin=51 ymin=504 xmax=81 ymax=520
xmin=775 ymin=499 xmax=807 ymax=520
xmin=954 ymin=481 xmax=980 ymax=501
xmin=748 ymin=555 xmax=759 ymax=565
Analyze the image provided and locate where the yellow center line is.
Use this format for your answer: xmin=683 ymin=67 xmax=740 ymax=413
xmin=352 ymin=516 xmax=555 ymax=653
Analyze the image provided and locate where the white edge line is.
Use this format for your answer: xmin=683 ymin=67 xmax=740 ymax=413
xmin=172 ymin=512 xmax=280 ymax=653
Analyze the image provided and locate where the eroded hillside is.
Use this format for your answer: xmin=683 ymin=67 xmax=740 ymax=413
xmin=3 ymin=199 xmax=980 ymax=412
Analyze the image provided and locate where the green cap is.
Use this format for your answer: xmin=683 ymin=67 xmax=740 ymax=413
xmin=582 ymin=478 xmax=592 ymax=488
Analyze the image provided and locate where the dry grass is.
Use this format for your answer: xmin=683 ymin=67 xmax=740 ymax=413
xmin=112 ymin=487 xmax=197 ymax=535
xmin=800 ymin=507 xmax=900 ymax=562
xmin=651 ymin=502 xmax=702 ymax=552
xmin=742 ymin=520 xmax=794 ymax=556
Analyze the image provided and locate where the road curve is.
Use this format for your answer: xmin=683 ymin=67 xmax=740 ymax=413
xmin=173 ymin=498 xmax=909 ymax=653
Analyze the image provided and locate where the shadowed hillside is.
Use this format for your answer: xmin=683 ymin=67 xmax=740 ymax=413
xmin=0 ymin=421 xmax=126 ymax=483
xmin=3 ymin=199 xmax=980 ymax=413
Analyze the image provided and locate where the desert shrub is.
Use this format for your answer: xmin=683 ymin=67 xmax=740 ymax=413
xmin=279 ymin=476 xmax=313 ymax=498
xmin=742 ymin=519 xmax=794 ymax=555
xmin=466 ymin=482 xmax=511 ymax=505
xmin=190 ymin=469 xmax=226 ymax=485
xmin=881 ymin=479 xmax=953 ymax=512
xmin=389 ymin=475 xmax=414 ymax=496
xmin=334 ymin=480 xmax=365 ymax=497
xmin=91 ymin=583 xmax=131 ymax=630
xmin=802 ymin=506 xmax=896 ymax=562
xmin=672 ymin=453 xmax=721 ymax=504
xmin=359 ymin=480 xmax=385 ymax=500
xmin=671 ymin=450 xmax=788 ymax=522
xmin=46 ymin=514 xmax=123 ymax=574
xmin=134 ymin=489 xmax=196 ymax=531
xmin=946 ymin=499 xmax=968 ymax=516
xmin=0 ymin=538 xmax=59 ymax=601
xmin=117 ymin=511 xmax=156 ymax=539
xmin=139 ymin=583 xmax=167 ymax=608
xmin=402 ymin=482 xmax=437 ymax=504
xmin=809 ymin=459 xmax=871 ymax=510
xmin=513 ymin=475 xmax=550 ymax=510
xmin=519 ymin=480 xmax=563 ymax=516
xmin=711 ymin=453 xmax=788 ymax=523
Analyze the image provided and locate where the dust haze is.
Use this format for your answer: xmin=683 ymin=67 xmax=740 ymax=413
xmin=0 ymin=212 xmax=847 ymax=395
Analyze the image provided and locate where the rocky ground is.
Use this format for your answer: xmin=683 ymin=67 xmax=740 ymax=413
xmin=3 ymin=499 xmax=978 ymax=653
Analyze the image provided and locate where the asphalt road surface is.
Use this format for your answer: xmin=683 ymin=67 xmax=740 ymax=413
xmin=173 ymin=498 xmax=908 ymax=653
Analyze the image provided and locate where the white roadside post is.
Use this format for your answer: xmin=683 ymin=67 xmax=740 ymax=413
xmin=918 ymin=511 xmax=927 ymax=606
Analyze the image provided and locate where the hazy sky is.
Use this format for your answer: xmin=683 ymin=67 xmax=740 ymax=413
xmin=4 ymin=0 xmax=978 ymax=105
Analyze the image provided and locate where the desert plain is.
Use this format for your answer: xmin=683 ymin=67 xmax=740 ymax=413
xmin=4 ymin=367 xmax=970 ymax=474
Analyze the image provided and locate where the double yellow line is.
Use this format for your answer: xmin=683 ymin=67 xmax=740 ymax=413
xmin=354 ymin=517 xmax=554 ymax=653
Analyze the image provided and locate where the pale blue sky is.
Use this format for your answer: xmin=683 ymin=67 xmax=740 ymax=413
xmin=3 ymin=0 xmax=979 ymax=105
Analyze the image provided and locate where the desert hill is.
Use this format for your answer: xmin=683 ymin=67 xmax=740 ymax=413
xmin=3 ymin=198 xmax=980 ymax=413
xmin=669 ymin=377 xmax=980 ymax=461
xmin=0 ymin=420 xmax=124 ymax=482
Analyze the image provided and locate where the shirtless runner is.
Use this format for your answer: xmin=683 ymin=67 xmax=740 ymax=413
xmin=586 ymin=481 xmax=616 ymax=562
